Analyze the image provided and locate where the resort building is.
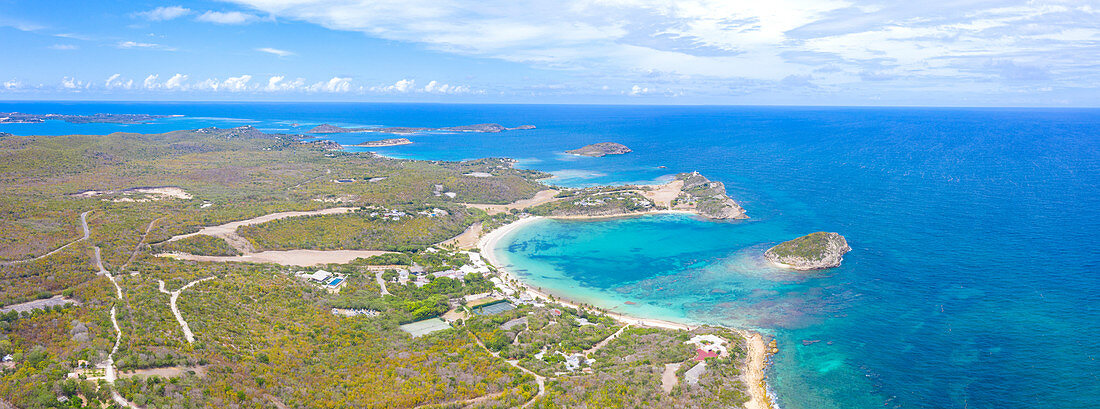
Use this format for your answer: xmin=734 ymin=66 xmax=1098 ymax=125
xmin=298 ymin=269 xmax=347 ymax=293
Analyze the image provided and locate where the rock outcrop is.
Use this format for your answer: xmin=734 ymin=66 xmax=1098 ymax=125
xmin=765 ymin=232 xmax=851 ymax=270
xmin=674 ymin=172 xmax=747 ymax=219
xmin=566 ymin=142 xmax=632 ymax=157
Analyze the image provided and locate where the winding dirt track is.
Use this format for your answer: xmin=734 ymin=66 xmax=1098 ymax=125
xmin=158 ymin=277 xmax=215 ymax=343
xmin=469 ymin=332 xmax=546 ymax=408
xmin=0 ymin=211 xmax=93 ymax=266
xmin=163 ymin=207 xmax=357 ymax=254
xmin=121 ymin=216 xmax=166 ymax=270
xmin=82 ymin=213 xmax=139 ymax=409
xmin=583 ymin=323 xmax=630 ymax=356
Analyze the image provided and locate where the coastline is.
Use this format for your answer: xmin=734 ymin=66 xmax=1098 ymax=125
xmin=477 ymin=215 xmax=777 ymax=409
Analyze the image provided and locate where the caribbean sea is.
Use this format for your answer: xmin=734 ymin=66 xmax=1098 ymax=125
xmin=3 ymin=101 xmax=1098 ymax=408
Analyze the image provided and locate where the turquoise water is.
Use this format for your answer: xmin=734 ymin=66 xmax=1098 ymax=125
xmin=3 ymin=102 xmax=1098 ymax=408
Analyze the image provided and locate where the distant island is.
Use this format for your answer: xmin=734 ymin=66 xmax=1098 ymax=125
xmin=347 ymin=138 xmax=413 ymax=147
xmin=308 ymin=123 xmax=536 ymax=134
xmin=0 ymin=112 xmax=174 ymax=124
xmin=566 ymin=142 xmax=632 ymax=157
xmin=765 ymin=232 xmax=851 ymax=270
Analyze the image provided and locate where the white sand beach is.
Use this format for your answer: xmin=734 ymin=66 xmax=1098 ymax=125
xmin=477 ymin=216 xmax=776 ymax=409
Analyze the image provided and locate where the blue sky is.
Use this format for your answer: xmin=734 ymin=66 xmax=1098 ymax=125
xmin=1 ymin=0 xmax=1098 ymax=106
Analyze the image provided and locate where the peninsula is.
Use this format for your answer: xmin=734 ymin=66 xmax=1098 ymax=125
xmin=765 ymin=232 xmax=851 ymax=270
xmin=347 ymin=138 xmax=413 ymax=147
xmin=308 ymin=123 xmax=536 ymax=134
xmin=519 ymin=172 xmax=747 ymax=220
xmin=566 ymin=142 xmax=632 ymax=157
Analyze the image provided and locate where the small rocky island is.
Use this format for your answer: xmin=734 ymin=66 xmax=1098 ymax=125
xmin=308 ymin=123 xmax=536 ymax=134
xmin=566 ymin=142 xmax=632 ymax=157
xmin=765 ymin=232 xmax=851 ymax=270
xmin=348 ymin=138 xmax=412 ymax=147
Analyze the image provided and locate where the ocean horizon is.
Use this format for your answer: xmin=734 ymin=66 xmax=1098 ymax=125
xmin=2 ymin=101 xmax=1098 ymax=409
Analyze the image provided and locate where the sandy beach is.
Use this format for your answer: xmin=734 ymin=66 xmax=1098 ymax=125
xmin=478 ymin=216 xmax=776 ymax=409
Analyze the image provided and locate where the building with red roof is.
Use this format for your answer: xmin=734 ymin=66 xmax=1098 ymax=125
xmin=694 ymin=348 xmax=720 ymax=361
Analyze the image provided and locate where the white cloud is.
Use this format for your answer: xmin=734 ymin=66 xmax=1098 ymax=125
xmin=118 ymin=41 xmax=159 ymax=49
xmin=257 ymin=47 xmax=294 ymax=57
xmin=0 ymin=18 xmax=45 ymax=32
xmin=196 ymin=11 xmax=259 ymax=24
xmin=309 ymin=77 xmax=352 ymax=93
xmin=222 ymin=75 xmax=253 ymax=92
xmin=164 ymin=74 xmax=189 ymax=90
xmin=54 ymin=33 xmax=92 ymax=41
xmin=265 ymin=76 xmax=307 ymax=91
xmin=104 ymin=74 xmax=134 ymax=90
xmin=61 ymin=77 xmax=88 ymax=90
xmin=423 ymin=80 xmax=471 ymax=94
xmin=629 ymin=85 xmax=650 ymax=96
xmin=49 ymin=44 xmax=78 ymax=50
xmin=222 ymin=0 xmax=1100 ymax=98
xmin=3 ymin=80 xmax=21 ymax=90
xmin=194 ymin=78 xmax=221 ymax=92
xmin=134 ymin=6 xmax=192 ymax=21
xmin=143 ymin=74 xmax=160 ymax=89
xmin=376 ymin=79 xmax=415 ymax=93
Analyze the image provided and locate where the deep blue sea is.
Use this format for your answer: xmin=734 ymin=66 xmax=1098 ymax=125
xmin=3 ymin=101 xmax=1098 ymax=409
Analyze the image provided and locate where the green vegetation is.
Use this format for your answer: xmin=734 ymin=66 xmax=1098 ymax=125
xmin=239 ymin=206 xmax=475 ymax=252
xmin=766 ymin=231 xmax=838 ymax=259
xmin=529 ymin=190 xmax=654 ymax=217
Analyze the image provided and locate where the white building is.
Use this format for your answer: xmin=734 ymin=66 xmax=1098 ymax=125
xmin=308 ymin=270 xmax=333 ymax=283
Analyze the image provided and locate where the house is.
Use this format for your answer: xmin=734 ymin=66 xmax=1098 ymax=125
xmin=549 ymin=309 xmax=562 ymax=317
xmin=489 ymin=277 xmax=516 ymax=296
xmin=308 ymin=270 xmax=333 ymax=283
xmin=432 ymin=270 xmax=465 ymax=280
xmin=694 ymin=348 xmax=720 ymax=361
xmin=2 ymin=354 xmax=12 ymax=362
xmin=685 ymin=334 xmax=729 ymax=360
